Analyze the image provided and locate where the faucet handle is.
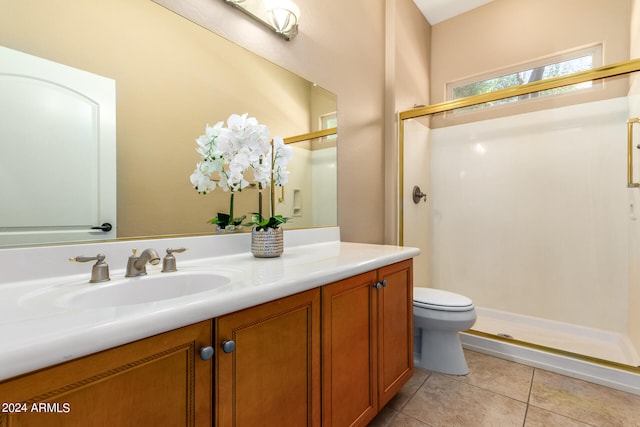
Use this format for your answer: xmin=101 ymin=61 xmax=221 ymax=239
xmin=69 ymin=253 xmax=110 ymax=283
xmin=162 ymin=247 xmax=187 ymax=273
xmin=166 ymin=247 xmax=187 ymax=255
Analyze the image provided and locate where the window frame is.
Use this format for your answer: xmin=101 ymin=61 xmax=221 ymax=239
xmin=446 ymin=44 xmax=604 ymax=112
xmin=319 ymin=111 xmax=337 ymax=142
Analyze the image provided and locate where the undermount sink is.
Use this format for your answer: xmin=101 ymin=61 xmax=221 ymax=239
xmin=56 ymin=271 xmax=232 ymax=309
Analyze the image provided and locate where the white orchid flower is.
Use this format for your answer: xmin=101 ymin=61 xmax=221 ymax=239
xmin=190 ymin=163 xmax=217 ymax=194
xmin=271 ymin=137 xmax=292 ymax=186
xmin=192 ymin=114 xmax=293 ymax=223
xmin=252 ymin=161 xmax=272 ymax=188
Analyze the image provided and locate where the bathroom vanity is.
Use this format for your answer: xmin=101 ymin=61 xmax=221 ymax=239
xmin=0 ymin=228 xmax=418 ymax=426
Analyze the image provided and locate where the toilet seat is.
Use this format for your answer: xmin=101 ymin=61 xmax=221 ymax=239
xmin=413 ymin=287 xmax=474 ymax=312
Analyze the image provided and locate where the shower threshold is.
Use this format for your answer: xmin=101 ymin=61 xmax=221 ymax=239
xmin=470 ymin=306 xmax=640 ymax=367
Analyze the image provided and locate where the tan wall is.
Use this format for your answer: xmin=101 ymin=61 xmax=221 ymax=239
xmin=390 ymin=0 xmax=431 ymax=280
xmin=0 ymin=0 xmax=317 ymax=238
xmin=430 ymin=0 xmax=631 ymax=107
xmin=384 ymin=0 xmax=432 ymax=244
xmin=394 ymin=0 xmax=431 ymax=112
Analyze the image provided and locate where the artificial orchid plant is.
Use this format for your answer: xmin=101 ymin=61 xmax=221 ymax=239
xmin=190 ymin=113 xmax=292 ymax=230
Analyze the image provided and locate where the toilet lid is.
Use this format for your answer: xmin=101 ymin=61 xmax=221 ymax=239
xmin=413 ymin=287 xmax=474 ymax=312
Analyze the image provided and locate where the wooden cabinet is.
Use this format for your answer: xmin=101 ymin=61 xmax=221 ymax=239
xmin=215 ymin=288 xmax=321 ymax=427
xmin=214 ymin=261 xmax=412 ymax=427
xmin=322 ymin=259 xmax=413 ymax=426
xmin=376 ymin=260 xmax=415 ymax=407
xmin=0 ymin=320 xmax=213 ymax=427
xmin=322 ymin=269 xmax=378 ymax=426
xmin=0 ymin=258 xmax=414 ymax=427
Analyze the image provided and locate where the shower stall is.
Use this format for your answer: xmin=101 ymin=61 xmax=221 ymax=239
xmin=399 ymin=61 xmax=640 ymax=376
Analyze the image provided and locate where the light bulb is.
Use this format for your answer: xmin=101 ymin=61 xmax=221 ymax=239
xmin=264 ymin=0 xmax=300 ymax=36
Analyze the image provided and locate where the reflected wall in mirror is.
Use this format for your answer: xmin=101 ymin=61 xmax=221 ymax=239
xmin=0 ymin=0 xmax=336 ymax=248
xmin=282 ymin=128 xmax=337 ymax=229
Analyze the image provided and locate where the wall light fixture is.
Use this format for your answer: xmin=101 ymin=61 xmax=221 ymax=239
xmin=224 ymin=0 xmax=300 ymax=41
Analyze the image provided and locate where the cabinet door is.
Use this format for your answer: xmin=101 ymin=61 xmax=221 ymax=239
xmin=215 ymin=288 xmax=321 ymax=427
xmin=377 ymin=259 xmax=414 ymax=407
xmin=322 ymin=270 xmax=378 ymax=427
xmin=0 ymin=321 xmax=213 ymax=427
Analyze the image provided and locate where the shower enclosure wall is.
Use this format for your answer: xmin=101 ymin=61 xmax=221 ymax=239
xmin=400 ymin=63 xmax=640 ymax=369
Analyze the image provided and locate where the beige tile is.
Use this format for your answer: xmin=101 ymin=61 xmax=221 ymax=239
xmin=402 ymin=373 xmax=527 ymax=427
xmin=530 ymin=369 xmax=640 ymax=426
xmin=387 ymin=412 xmax=431 ymax=426
xmin=386 ymin=368 xmax=431 ymax=411
xmin=368 ymin=406 xmax=399 ymax=427
xmin=524 ymin=405 xmax=593 ymax=427
xmin=459 ymin=349 xmax=534 ymax=402
xmin=371 ymin=368 xmax=430 ymax=426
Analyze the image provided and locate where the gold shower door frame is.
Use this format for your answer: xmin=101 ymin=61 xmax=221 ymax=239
xmin=397 ymin=57 xmax=640 ymax=372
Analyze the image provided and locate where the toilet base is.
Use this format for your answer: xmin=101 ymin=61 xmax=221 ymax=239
xmin=415 ymin=329 xmax=469 ymax=375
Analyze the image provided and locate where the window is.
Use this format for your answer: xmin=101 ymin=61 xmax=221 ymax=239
xmin=447 ymin=44 xmax=602 ymax=112
xmin=320 ymin=112 xmax=337 ymax=142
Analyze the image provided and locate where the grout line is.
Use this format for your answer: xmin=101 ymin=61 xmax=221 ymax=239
xmin=521 ymin=367 xmax=536 ymax=426
xmin=392 ymin=353 xmax=639 ymax=427
xmin=376 ymin=370 xmax=433 ymax=427
xmin=399 ymin=369 xmax=431 ymax=411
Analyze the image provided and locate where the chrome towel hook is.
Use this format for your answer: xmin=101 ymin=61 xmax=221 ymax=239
xmin=412 ymin=185 xmax=427 ymax=204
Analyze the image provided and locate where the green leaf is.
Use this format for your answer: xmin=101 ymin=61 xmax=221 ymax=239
xmin=208 ymin=213 xmax=245 ymax=229
xmin=243 ymin=212 xmax=290 ymax=231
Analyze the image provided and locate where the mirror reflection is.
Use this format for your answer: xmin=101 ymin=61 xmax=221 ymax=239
xmin=282 ymin=128 xmax=338 ymax=229
xmin=0 ymin=45 xmax=117 ymax=247
xmin=0 ymin=0 xmax=337 ymax=248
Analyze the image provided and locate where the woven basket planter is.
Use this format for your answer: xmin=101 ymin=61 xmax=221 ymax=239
xmin=251 ymin=227 xmax=284 ymax=258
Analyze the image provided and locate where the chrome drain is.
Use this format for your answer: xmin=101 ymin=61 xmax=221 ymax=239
xmin=497 ymin=333 xmax=514 ymax=339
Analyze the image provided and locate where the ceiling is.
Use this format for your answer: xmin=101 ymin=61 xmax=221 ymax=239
xmin=412 ymin=0 xmax=495 ymax=25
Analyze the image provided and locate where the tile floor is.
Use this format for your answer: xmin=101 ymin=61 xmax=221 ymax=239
xmin=369 ymin=349 xmax=640 ymax=427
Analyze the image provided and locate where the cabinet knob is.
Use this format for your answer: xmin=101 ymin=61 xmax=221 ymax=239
xmin=373 ymin=282 xmax=382 ymax=290
xmin=199 ymin=346 xmax=214 ymax=361
xmin=381 ymin=280 xmax=387 ymax=287
xmin=221 ymin=340 xmax=236 ymax=354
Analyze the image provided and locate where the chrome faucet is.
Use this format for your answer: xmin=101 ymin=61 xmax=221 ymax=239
xmin=125 ymin=248 xmax=161 ymax=277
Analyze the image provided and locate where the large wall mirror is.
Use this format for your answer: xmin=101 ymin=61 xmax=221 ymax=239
xmin=0 ymin=0 xmax=337 ymax=248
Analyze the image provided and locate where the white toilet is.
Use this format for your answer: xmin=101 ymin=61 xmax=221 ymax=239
xmin=413 ymin=287 xmax=476 ymax=375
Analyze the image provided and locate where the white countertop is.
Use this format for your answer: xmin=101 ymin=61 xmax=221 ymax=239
xmin=0 ymin=228 xmax=419 ymax=380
